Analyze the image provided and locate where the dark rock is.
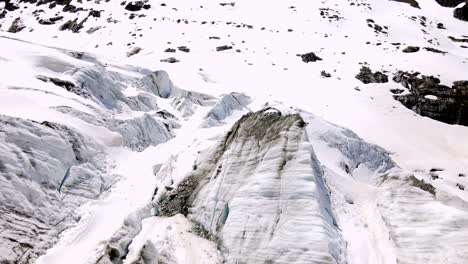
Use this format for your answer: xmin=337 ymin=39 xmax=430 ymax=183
xmin=390 ymin=88 xmax=405 ymax=94
xmin=448 ymin=36 xmax=468 ymax=43
xmin=177 ymin=46 xmax=190 ymax=52
xmin=216 ymin=45 xmax=233 ymax=51
xmin=4 ymin=0 xmax=20 ymax=11
xmin=59 ymin=17 xmax=87 ymax=33
xmin=38 ymin=16 xmax=64 ymax=25
xmin=423 ymin=47 xmax=447 ymax=54
xmin=457 ymin=183 xmax=465 ymax=190
xmin=62 ymin=4 xmax=83 ymax=13
xmin=160 ymin=57 xmax=180 ymax=63
xmin=435 ymin=0 xmax=465 ymax=7
xmin=89 ymin=10 xmax=101 ymax=17
xmin=437 ymin=22 xmax=446 ymax=29
xmin=389 ymin=0 xmax=420 ymax=8
xmin=36 ymin=75 xmax=91 ymax=97
xmin=164 ymin=48 xmax=176 ymax=53
xmin=126 ymin=47 xmax=142 ymax=57
xmin=454 ymin=3 xmax=468 ymax=22
xmin=355 ymin=66 xmax=389 ymax=84
xmin=219 ymin=2 xmax=235 ymax=6
xmin=299 ymin=52 xmax=322 ymax=63
xmin=125 ymin=1 xmax=146 ymax=11
xmin=408 ymin=176 xmax=435 ymax=195
xmin=393 ymin=70 xmax=468 ymax=125
xmin=7 ymin=18 xmax=26 ymax=33
xmin=402 ymin=46 xmax=420 ymax=53
xmin=321 ymin=70 xmax=331 ymax=78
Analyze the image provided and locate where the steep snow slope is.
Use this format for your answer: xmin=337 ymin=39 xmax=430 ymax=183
xmin=1 ymin=0 xmax=468 ymax=263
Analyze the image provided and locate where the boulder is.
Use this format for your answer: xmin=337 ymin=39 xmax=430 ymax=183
xmin=299 ymin=52 xmax=323 ymax=63
xmin=402 ymin=46 xmax=420 ymax=53
xmin=355 ymin=66 xmax=389 ymax=84
xmin=7 ymin=18 xmax=25 ymax=33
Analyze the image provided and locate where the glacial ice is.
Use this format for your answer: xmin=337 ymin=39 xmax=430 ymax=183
xmin=0 ymin=115 xmax=112 ymax=262
xmin=155 ymin=109 xmax=347 ymax=263
xmin=201 ymin=92 xmax=251 ymax=127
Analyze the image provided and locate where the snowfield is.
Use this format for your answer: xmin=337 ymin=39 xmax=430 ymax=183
xmin=1 ymin=0 xmax=468 ymax=263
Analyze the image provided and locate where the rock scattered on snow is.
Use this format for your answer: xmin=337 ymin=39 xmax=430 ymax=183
xmin=355 ymin=66 xmax=389 ymax=84
xmin=7 ymin=17 xmax=25 ymax=33
xmin=402 ymin=46 xmax=420 ymax=53
xmin=299 ymin=52 xmax=323 ymax=63
xmin=160 ymin=57 xmax=180 ymax=63
xmin=127 ymin=47 xmax=142 ymax=57
xmin=216 ymin=45 xmax=233 ymax=51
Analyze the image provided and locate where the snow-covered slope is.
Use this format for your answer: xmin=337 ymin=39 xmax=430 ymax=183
xmin=1 ymin=0 xmax=468 ymax=263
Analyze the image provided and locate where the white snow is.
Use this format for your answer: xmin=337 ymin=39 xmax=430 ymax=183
xmin=1 ymin=0 xmax=468 ymax=263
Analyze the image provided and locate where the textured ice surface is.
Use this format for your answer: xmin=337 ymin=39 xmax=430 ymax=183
xmin=0 ymin=115 xmax=112 ymax=262
xmin=113 ymin=114 xmax=173 ymax=152
xmin=156 ymin=109 xmax=346 ymax=263
xmin=302 ymin=111 xmax=468 ymax=264
xmin=202 ymin=92 xmax=251 ymax=127
xmin=377 ymin=175 xmax=468 ymax=264
xmin=139 ymin=71 xmax=174 ymax=99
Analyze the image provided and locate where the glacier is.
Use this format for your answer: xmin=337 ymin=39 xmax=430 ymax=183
xmin=1 ymin=0 xmax=468 ymax=263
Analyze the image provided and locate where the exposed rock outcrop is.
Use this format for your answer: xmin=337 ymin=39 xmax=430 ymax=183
xmin=454 ymin=3 xmax=468 ymax=21
xmin=435 ymin=0 xmax=465 ymax=7
xmin=393 ymin=71 xmax=468 ymax=125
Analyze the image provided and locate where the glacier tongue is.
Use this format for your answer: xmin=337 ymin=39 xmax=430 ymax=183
xmin=155 ymin=109 xmax=346 ymax=263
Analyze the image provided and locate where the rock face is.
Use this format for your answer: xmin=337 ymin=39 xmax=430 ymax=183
xmin=0 ymin=116 xmax=111 ymax=263
xmin=454 ymin=3 xmax=468 ymax=21
xmin=355 ymin=66 xmax=389 ymax=84
xmin=155 ymin=109 xmax=346 ymax=263
xmin=393 ymin=71 xmax=468 ymax=125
